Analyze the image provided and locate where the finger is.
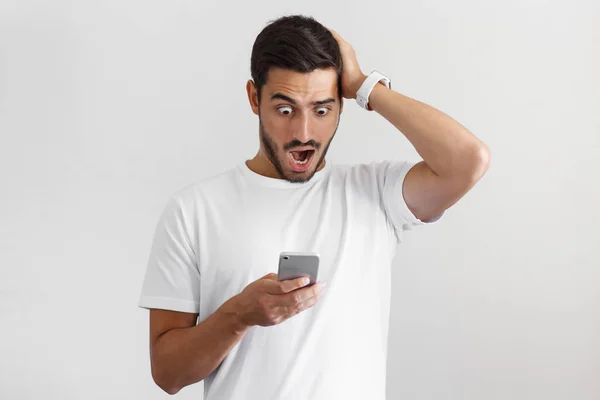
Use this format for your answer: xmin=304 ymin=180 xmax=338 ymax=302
xmin=267 ymin=276 xmax=311 ymax=295
xmin=300 ymin=290 xmax=324 ymax=309
xmin=329 ymin=29 xmax=346 ymax=45
xmin=261 ymin=272 xmax=278 ymax=281
xmin=285 ymin=281 xmax=326 ymax=305
xmin=287 ymin=286 xmax=325 ymax=315
xmin=300 ymin=280 xmax=326 ymax=298
xmin=282 ymin=276 xmax=315 ymax=293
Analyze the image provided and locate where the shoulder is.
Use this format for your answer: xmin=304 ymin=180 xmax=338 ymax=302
xmin=330 ymin=160 xmax=415 ymax=184
xmin=167 ymin=165 xmax=240 ymax=210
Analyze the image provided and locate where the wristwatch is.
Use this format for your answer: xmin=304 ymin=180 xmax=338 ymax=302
xmin=356 ymin=70 xmax=391 ymax=111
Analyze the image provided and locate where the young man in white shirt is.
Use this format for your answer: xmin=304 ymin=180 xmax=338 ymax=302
xmin=139 ymin=14 xmax=490 ymax=399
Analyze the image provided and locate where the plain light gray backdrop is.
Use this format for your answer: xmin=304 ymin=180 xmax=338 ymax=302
xmin=1 ymin=0 xmax=599 ymax=399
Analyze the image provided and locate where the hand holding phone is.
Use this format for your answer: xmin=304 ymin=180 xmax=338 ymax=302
xmin=228 ymin=271 xmax=326 ymax=327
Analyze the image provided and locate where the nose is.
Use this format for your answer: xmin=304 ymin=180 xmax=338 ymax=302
xmin=293 ymin=112 xmax=312 ymax=144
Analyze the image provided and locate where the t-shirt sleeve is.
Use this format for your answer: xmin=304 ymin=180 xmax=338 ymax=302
xmin=377 ymin=160 xmax=443 ymax=242
xmin=138 ymin=194 xmax=200 ymax=314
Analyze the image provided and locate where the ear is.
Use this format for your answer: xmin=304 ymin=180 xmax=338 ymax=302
xmin=246 ymin=80 xmax=259 ymax=116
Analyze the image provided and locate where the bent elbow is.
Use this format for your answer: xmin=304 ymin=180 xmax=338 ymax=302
xmin=152 ymin=365 xmax=205 ymax=395
xmin=152 ymin=366 xmax=181 ymax=395
xmin=155 ymin=377 xmax=180 ymax=395
xmin=478 ymin=143 xmax=491 ymax=173
xmin=467 ymin=142 xmax=491 ymax=183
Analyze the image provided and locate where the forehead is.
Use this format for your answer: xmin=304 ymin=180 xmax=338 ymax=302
xmin=264 ymin=67 xmax=338 ymax=102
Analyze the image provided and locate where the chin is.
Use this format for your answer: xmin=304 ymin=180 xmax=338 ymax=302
xmin=283 ymin=157 xmax=320 ymax=183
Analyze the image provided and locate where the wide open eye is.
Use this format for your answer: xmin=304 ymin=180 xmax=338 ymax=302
xmin=277 ymin=106 xmax=293 ymax=116
xmin=316 ymin=107 xmax=330 ymax=116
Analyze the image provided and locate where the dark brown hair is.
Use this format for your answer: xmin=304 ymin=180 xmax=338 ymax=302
xmin=250 ymin=15 xmax=343 ymax=103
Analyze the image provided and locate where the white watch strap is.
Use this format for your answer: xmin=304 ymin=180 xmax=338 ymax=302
xmin=356 ymin=70 xmax=391 ymax=110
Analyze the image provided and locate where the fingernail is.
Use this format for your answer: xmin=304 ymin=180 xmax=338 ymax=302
xmin=303 ymin=277 xmax=310 ymax=285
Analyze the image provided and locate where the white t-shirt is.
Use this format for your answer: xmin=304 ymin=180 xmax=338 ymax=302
xmin=138 ymin=159 xmax=441 ymax=400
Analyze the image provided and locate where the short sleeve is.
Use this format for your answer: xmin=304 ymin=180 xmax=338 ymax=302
xmin=377 ymin=160 xmax=443 ymax=242
xmin=138 ymin=194 xmax=200 ymax=313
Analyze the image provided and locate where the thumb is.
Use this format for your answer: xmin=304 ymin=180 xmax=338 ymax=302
xmin=260 ymin=272 xmax=278 ymax=281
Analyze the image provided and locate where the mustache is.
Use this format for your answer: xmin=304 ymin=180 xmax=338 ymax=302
xmin=283 ymin=140 xmax=321 ymax=151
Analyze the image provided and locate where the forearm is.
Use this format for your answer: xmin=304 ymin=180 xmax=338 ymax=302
xmin=367 ymin=82 xmax=489 ymax=179
xmin=152 ymin=297 xmax=250 ymax=394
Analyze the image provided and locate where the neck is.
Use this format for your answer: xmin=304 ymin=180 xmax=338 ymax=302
xmin=245 ymin=154 xmax=281 ymax=179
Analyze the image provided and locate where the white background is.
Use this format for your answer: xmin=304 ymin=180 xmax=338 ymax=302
xmin=1 ymin=0 xmax=599 ymax=399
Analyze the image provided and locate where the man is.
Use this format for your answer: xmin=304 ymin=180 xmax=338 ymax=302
xmin=138 ymin=15 xmax=490 ymax=399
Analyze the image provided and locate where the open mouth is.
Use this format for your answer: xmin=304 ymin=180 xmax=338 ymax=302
xmin=288 ymin=149 xmax=315 ymax=172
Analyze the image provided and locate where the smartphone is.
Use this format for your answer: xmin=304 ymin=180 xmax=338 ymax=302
xmin=277 ymin=251 xmax=320 ymax=285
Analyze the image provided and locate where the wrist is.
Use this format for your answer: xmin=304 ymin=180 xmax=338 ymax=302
xmin=354 ymin=70 xmax=392 ymax=110
xmin=217 ymin=296 xmax=252 ymax=335
xmin=365 ymin=81 xmax=388 ymax=111
xmin=350 ymin=74 xmax=368 ymax=99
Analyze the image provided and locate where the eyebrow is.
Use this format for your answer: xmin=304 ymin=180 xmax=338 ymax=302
xmin=270 ymin=93 xmax=336 ymax=106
